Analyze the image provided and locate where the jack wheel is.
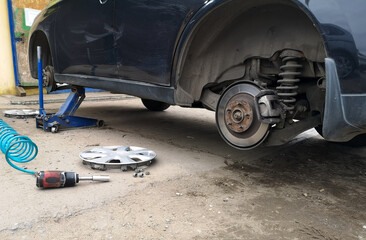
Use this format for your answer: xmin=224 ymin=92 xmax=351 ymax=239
xmin=97 ymin=120 xmax=105 ymax=127
xmin=216 ymin=82 xmax=269 ymax=150
xmin=51 ymin=125 xmax=59 ymax=133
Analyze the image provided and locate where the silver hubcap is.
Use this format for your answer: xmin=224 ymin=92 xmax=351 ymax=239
xmin=4 ymin=109 xmax=39 ymax=118
xmin=79 ymin=146 xmax=156 ymax=166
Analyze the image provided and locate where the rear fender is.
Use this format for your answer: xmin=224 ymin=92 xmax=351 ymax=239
xmin=173 ymin=0 xmax=326 ymax=105
xmin=28 ymin=4 xmax=58 ymax=79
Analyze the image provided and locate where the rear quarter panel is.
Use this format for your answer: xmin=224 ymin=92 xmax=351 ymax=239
xmin=297 ymin=0 xmax=366 ymax=137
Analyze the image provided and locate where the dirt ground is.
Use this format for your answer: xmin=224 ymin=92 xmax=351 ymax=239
xmin=0 ymin=92 xmax=365 ymax=240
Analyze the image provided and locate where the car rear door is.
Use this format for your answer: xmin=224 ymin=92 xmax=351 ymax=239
xmin=114 ymin=0 xmax=204 ymax=86
xmin=54 ymin=0 xmax=117 ymax=78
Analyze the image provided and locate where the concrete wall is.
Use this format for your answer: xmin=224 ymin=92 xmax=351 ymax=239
xmin=13 ymin=0 xmax=49 ymax=9
xmin=0 ymin=1 xmax=16 ymax=95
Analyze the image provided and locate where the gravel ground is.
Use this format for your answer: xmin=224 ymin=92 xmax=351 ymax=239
xmin=0 ymin=92 xmax=364 ymax=240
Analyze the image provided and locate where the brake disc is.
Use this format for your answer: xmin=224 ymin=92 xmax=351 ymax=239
xmin=216 ymin=82 xmax=270 ymax=150
xmin=79 ymin=146 xmax=156 ymax=171
xmin=4 ymin=109 xmax=39 ymax=118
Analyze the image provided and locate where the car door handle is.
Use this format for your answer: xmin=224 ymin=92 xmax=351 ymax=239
xmin=99 ymin=0 xmax=108 ymax=4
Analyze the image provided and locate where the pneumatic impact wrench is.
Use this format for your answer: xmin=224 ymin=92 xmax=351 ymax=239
xmin=36 ymin=171 xmax=110 ymax=189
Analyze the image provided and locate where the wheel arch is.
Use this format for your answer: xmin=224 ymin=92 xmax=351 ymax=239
xmin=28 ymin=30 xmax=53 ymax=79
xmin=173 ymin=0 xmax=328 ymax=105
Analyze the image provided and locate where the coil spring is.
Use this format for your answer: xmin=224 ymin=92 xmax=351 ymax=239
xmin=276 ymin=57 xmax=302 ymax=113
xmin=0 ymin=119 xmax=37 ymax=174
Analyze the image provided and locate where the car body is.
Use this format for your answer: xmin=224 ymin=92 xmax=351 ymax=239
xmin=359 ymin=52 xmax=366 ymax=71
xmin=28 ymin=0 xmax=366 ymax=149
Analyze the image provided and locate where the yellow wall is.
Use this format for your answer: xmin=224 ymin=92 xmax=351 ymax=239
xmin=0 ymin=0 xmax=17 ymax=95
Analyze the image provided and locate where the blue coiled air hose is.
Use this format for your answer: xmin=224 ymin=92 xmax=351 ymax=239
xmin=0 ymin=119 xmax=37 ymax=174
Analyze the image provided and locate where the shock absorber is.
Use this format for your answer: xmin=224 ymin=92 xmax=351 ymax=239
xmin=276 ymin=56 xmax=303 ymax=114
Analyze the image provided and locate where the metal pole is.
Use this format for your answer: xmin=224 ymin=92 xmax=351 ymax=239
xmin=6 ymin=0 xmax=19 ymax=86
xmin=37 ymin=46 xmax=45 ymax=114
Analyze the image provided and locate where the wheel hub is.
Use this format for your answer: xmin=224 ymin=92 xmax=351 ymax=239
xmin=42 ymin=66 xmax=56 ymax=92
xmin=225 ymin=100 xmax=253 ymax=133
xmin=216 ymin=82 xmax=270 ymax=150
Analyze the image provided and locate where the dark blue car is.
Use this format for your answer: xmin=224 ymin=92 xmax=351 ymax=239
xmin=28 ymin=0 xmax=366 ymax=149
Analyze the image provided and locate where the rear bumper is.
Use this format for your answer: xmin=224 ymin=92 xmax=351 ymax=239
xmin=359 ymin=53 xmax=366 ymax=71
xmin=322 ymin=58 xmax=366 ymax=141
